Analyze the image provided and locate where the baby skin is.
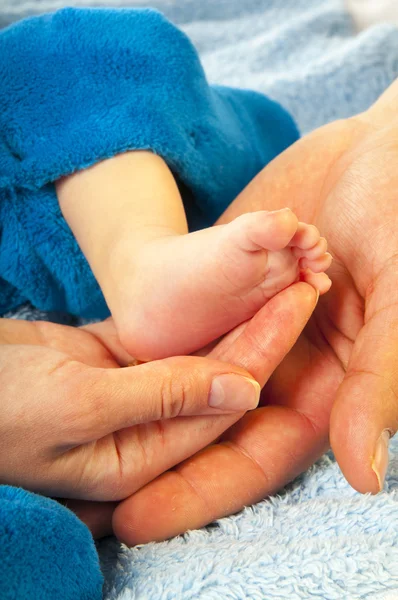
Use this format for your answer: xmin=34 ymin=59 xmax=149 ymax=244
xmin=57 ymin=151 xmax=332 ymax=360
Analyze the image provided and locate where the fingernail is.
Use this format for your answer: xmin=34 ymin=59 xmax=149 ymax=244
xmin=372 ymin=429 xmax=391 ymax=491
xmin=315 ymin=289 xmax=320 ymax=304
xmin=209 ymin=374 xmax=261 ymax=411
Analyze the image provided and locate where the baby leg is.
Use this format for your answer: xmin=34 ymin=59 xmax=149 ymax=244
xmin=57 ymin=152 xmax=331 ymax=360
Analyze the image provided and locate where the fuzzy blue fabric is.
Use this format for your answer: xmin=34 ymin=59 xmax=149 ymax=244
xmin=0 ymin=486 xmax=103 ymax=600
xmin=0 ymin=6 xmax=298 ymax=319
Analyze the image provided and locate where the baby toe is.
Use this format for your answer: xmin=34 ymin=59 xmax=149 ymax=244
xmin=300 ymin=252 xmax=333 ymax=273
xmin=292 ymin=237 xmax=328 ymax=260
xmin=289 ymin=222 xmax=320 ymax=250
xmin=300 ymin=269 xmax=332 ymax=294
xmin=228 ymin=208 xmax=299 ymax=252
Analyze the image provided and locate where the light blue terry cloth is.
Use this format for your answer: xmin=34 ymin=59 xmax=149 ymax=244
xmin=2 ymin=1 xmax=398 ymax=599
xmin=98 ymin=437 xmax=398 ymax=600
xmin=179 ymin=0 xmax=398 ymax=134
xmin=3 ymin=0 xmax=398 ymax=134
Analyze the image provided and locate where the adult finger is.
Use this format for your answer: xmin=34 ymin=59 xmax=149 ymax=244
xmin=330 ymin=263 xmax=398 ymax=493
xmin=59 ymin=499 xmax=116 ymax=539
xmin=113 ymin=282 xmax=323 ymax=544
xmin=82 ymin=318 xmax=134 ymax=367
xmin=0 ymin=318 xmax=118 ymax=368
xmin=64 ymin=357 xmax=261 ymax=445
xmin=0 ymin=344 xmax=257 ymax=498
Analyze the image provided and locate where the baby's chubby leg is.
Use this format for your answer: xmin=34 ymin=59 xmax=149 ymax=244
xmin=57 ymin=152 xmax=332 ymax=360
xmin=57 ymin=150 xmax=188 ymax=350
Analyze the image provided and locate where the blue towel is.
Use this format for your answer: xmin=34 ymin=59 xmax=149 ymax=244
xmin=2 ymin=1 xmax=398 ymax=599
xmin=0 ymin=7 xmax=298 ymax=319
xmin=99 ymin=440 xmax=398 ymax=599
xmin=0 ymin=486 xmax=103 ymax=600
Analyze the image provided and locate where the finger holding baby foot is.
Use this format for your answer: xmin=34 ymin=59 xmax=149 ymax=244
xmin=112 ymin=282 xmax=323 ymax=545
xmin=66 ymin=283 xmax=321 ymax=540
xmin=113 ymin=405 xmax=326 ymax=545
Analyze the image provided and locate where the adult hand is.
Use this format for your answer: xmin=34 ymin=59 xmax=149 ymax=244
xmin=113 ymin=79 xmax=398 ymax=544
xmin=0 ymin=317 xmax=261 ymax=496
xmin=0 ymin=279 xmax=317 ymax=536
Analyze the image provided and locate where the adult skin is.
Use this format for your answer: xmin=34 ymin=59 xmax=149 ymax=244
xmin=0 ymin=281 xmax=317 ymax=538
xmin=112 ymin=79 xmax=398 ymax=544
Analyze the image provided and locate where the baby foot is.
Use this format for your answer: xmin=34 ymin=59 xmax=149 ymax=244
xmin=112 ymin=209 xmax=332 ymax=360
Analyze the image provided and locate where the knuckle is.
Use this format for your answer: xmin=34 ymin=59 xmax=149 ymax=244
xmin=61 ymin=367 xmax=109 ymax=444
xmin=158 ymin=362 xmax=194 ymax=419
xmin=83 ymin=380 xmax=110 ymax=431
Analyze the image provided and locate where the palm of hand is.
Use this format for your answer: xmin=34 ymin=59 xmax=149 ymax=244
xmin=249 ymin=110 xmax=398 ymax=492
xmin=313 ymin=117 xmax=398 ymax=489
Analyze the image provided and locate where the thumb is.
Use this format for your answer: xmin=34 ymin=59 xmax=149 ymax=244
xmin=72 ymin=357 xmax=261 ymax=443
xmin=330 ymin=267 xmax=398 ymax=493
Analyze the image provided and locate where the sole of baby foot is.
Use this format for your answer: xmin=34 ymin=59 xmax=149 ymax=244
xmin=113 ymin=209 xmax=332 ymax=361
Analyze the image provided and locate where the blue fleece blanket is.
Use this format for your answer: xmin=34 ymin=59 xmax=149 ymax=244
xmin=2 ymin=1 xmax=398 ymax=599
xmin=0 ymin=486 xmax=103 ymax=599
xmin=0 ymin=6 xmax=297 ymax=318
